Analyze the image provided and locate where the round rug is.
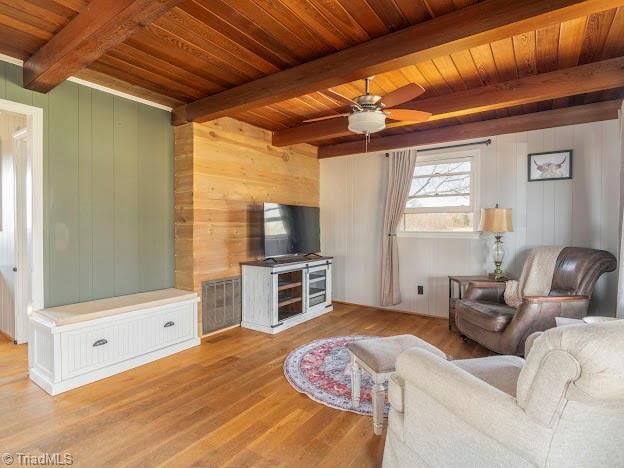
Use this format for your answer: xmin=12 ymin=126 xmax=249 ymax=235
xmin=283 ymin=336 xmax=390 ymax=416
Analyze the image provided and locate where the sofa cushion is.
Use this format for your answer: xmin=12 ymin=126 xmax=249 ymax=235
xmin=456 ymin=300 xmax=515 ymax=332
xmin=453 ymin=356 xmax=524 ymax=397
xmin=388 ymin=373 xmax=404 ymax=413
xmin=346 ymin=334 xmax=446 ymax=373
xmin=388 ymin=408 xmax=405 ymax=442
xmin=37 ymin=288 xmax=198 ymax=326
xmin=517 ymin=320 xmax=624 ymax=426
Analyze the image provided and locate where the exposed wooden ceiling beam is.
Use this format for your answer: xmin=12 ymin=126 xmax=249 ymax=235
xmin=73 ymin=68 xmax=183 ymax=109
xmin=23 ymin=0 xmax=182 ymax=93
xmin=317 ymin=100 xmax=621 ymax=158
xmin=273 ymin=57 xmax=624 ymax=146
xmin=172 ymin=0 xmax=624 ymax=125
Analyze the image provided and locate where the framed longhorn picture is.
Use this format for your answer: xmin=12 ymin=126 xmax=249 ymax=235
xmin=528 ymin=150 xmax=573 ymax=182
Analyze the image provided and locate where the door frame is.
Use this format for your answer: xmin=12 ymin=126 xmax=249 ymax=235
xmin=0 ymin=98 xmax=44 ymax=344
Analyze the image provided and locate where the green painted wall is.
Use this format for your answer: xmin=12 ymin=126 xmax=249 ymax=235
xmin=0 ymin=62 xmax=174 ymax=307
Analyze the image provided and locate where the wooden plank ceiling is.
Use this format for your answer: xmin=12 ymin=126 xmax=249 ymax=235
xmin=1 ymin=0 xmax=624 ymax=152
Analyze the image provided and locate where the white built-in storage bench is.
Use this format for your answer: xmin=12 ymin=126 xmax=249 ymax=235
xmin=29 ymin=288 xmax=200 ymax=395
xmin=241 ymin=256 xmax=332 ymax=334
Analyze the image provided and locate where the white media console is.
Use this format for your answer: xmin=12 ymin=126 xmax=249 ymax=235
xmin=241 ymin=256 xmax=333 ymax=334
xmin=29 ymin=289 xmax=200 ymax=395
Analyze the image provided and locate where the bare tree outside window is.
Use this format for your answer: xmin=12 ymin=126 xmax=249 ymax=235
xmin=401 ymin=156 xmax=476 ymax=232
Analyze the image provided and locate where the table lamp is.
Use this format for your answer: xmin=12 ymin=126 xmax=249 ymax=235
xmin=479 ymin=205 xmax=513 ymax=279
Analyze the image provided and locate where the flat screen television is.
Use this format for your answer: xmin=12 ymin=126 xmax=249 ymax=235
xmin=263 ymin=203 xmax=320 ymax=257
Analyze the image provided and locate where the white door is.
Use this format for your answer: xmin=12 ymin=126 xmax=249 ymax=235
xmin=0 ymin=117 xmax=29 ymax=344
xmin=0 ymin=121 xmax=17 ymax=340
xmin=13 ymin=129 xmax=30 ymax=343
xmin=0 ymin=141 xmax=16 ymax=341
xmin=0 ymin=100 xmax=43 ymax=348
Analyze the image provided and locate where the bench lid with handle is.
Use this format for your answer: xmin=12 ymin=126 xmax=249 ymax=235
xmin=35 ymin=288 xmax=198 ymax=326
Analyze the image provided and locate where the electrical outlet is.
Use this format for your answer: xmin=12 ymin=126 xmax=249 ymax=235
xmin=417 ymin=285 xmax=424 ymax=295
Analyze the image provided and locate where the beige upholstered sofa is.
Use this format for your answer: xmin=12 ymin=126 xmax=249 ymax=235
xmin=383 ymin=320 xmax=624 ymax=467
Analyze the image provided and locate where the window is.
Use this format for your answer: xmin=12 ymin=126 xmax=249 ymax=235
xmin=399 ymin=151 xmax=479 ymax=234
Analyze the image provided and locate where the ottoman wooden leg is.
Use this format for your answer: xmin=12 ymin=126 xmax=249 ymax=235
xmin=372 ymin=379 xmax=385 ymax=435
xmin=351 ymin=354 xmax=361 ymax=407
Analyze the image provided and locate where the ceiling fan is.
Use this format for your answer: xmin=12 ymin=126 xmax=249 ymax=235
xmin=306 ymin=76 xmax=432 ymax=136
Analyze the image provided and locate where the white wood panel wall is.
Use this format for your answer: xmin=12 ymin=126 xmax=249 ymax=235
xmin=321 ymin=119 xmax=621 ymax=318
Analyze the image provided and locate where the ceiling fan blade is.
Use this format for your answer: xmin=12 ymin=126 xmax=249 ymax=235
xmin=385 ymin=109 xmax=432 ymax=122
xmin=382 ymin=83 xmax=426 ymax=108
xmin=321 ymin=89 xmax=358 ymax=106
xmin=303 ymin=113 xmax=350 ymax=123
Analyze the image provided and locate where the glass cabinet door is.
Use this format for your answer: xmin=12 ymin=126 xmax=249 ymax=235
xmin=307 ymin=266 xmax=328 ymax=310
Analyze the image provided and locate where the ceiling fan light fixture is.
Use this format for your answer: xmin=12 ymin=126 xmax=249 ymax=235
xmin=347 ymin=110 xmax=386 ymax=134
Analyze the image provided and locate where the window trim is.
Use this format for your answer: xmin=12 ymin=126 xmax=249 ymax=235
xmin=399 ymin=149 xmax=481 ymax=236
xmin=397 ymin=231 xmax=482 ymax=239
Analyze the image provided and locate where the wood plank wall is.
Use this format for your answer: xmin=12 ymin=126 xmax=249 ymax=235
xmin=174 ymin=118 xmax=318 ymax=332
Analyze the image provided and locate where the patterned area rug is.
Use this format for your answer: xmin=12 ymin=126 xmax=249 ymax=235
xmin=283 ymin=336 xmax=390 ymax=416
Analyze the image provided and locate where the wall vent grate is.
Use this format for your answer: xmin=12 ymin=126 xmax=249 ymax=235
xmin=202 ymin=277 xmax=241 ymax=334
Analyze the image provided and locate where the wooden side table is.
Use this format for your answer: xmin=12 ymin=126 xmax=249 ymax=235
xmin=448 ymin=275 xmax=507 ymax=331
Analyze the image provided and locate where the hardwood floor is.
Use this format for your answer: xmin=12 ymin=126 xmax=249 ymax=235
xmin=0 ymin=303 xmax=489 ymax=467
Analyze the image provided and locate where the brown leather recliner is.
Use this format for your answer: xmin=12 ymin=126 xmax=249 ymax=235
xmin=455 ymin=247 xmax=617 ymax=356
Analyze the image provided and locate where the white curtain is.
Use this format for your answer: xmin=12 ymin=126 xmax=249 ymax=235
xmin=617 ymin=102 xmax=624 ymax=318
xmin=380 ymin=149 xmax=417 ymax=306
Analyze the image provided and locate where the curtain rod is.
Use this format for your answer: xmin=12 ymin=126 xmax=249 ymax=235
xmin=385 ymin=139 xmax=491 ymax=157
